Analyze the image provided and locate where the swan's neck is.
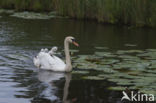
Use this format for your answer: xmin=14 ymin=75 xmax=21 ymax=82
xmin=64 ymin=40 xmax=72 ymax=72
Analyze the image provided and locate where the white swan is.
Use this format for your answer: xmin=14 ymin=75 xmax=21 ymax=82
xmin=33 ymin=36 xmax=79 ymax=72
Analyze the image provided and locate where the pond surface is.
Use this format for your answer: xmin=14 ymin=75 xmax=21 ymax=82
xmin=0 ymin=14 xmax=156 ymax=103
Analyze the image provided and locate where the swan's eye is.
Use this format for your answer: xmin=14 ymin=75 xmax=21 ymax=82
xmin=71 ymin=38 xmax=75 ymax=42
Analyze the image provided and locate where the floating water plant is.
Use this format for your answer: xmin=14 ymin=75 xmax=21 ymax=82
xmin=73 ymin=48 xmax=156 ymax=95
xmin=82 ymin=76 xmax=105 ymax=80
xmin=108 ymin=86 xmax=126 ymax=91
xmin=11 ymin=11 xmax=57 ymax=19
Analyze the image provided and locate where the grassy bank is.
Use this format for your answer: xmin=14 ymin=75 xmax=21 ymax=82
xmin=0 ymin=0 xmax=156 ymax=27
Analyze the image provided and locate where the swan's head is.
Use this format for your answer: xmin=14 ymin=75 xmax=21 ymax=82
xmin=66 ymin=36 xmax=79 ymax=47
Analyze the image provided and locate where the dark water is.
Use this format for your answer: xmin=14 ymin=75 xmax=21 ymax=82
xmin=0 ymin=15 xmax=156 ymax=103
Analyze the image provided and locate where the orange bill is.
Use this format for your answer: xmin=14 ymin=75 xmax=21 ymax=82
xmin=72 ymin=41 xmax=79 ymax=47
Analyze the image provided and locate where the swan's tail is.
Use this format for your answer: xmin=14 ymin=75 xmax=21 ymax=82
xmin=33 ymin=56 xmax=40 ymax=68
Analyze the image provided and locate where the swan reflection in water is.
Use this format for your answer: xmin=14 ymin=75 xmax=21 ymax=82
xmin=37 ymin=70 xmax=76 ymax=103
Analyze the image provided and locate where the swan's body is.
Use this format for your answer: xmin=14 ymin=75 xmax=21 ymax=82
xmin=33 ymin=36 xmax=79 ymax=72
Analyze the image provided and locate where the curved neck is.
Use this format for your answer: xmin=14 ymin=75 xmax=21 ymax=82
xmin=64 ymin=39 xmax=72 ymax=72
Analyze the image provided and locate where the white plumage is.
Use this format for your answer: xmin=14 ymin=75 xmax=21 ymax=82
xmin=33 ymin=46 xmax=65 ymax=71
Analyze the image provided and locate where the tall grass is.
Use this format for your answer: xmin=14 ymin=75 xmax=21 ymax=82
xmin=0 ymin=0 xmax=155 ymax=27
xmin=52 ymin=0 xmax=156 ymax=27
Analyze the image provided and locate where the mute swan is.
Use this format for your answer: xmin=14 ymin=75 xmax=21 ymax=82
xmin=33 ymin=36 xmax=79 ymax=72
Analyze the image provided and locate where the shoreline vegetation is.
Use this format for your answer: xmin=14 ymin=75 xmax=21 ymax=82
xmin=0 ymin=0 xmax=156 ymax=27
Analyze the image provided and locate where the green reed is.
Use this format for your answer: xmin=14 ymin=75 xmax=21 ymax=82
xmin=0 ymin=0 xmax=156 ymax=27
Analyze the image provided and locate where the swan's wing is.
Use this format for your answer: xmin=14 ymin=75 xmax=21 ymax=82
xmin=40 ymin=49 xmax=44 ymax=52
xmin=44 ymin=48 xmax=48 ymax=52
xmin=36 ymin=52 xmax=65 ymax=71
xmin=48 ymin=56 xmax=66 ymax=71
xmin=49 ymin=46 xmax=58 ymax=55
xmin=34 ymin=52 xmax=49 ymax=68
xmin=52 ymin=46 xmax=58 ymax=52
xmin=40 ymin=48 xmax=49 ymax=53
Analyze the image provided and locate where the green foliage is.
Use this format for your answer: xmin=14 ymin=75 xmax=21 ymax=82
xmin=53 ymin=0 xmax=156 ymax=27
xmin=73 ymin=48 xmax=156 ymax=96
xmin=0 ymin=0 xmax=53 ymax=11
xmin=0 ymin=0 xmax=156 ymax=27
xmin=0 ymin=0 xmax=14 ymax=9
